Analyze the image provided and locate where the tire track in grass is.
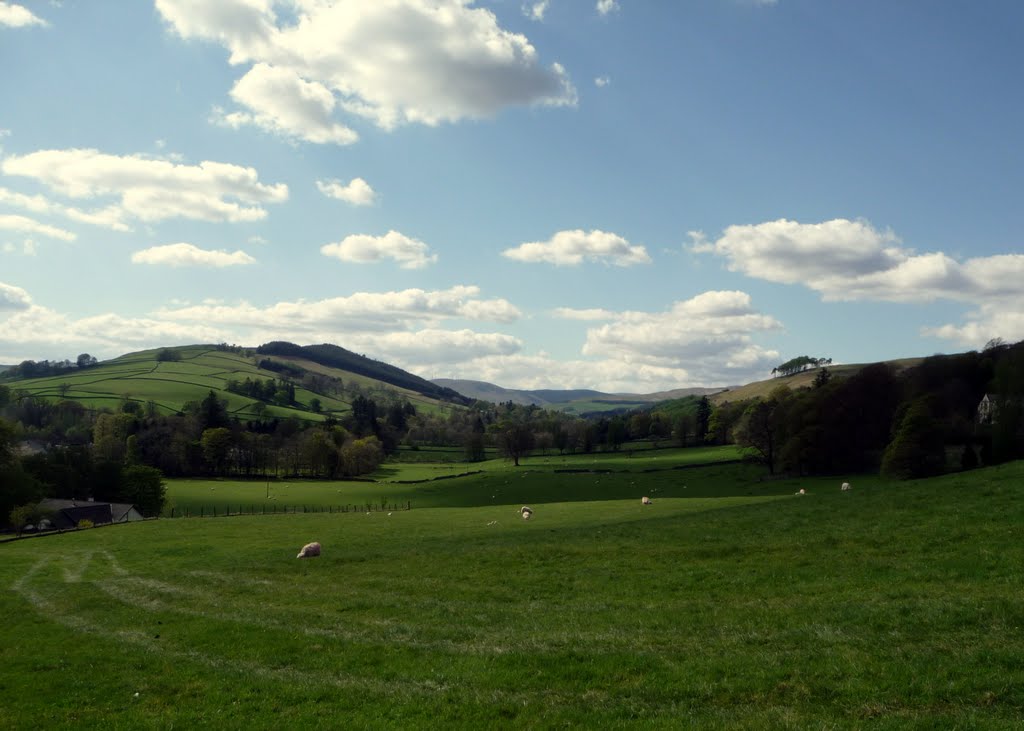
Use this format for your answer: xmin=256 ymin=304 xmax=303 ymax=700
xmin=10 ymin=554 xmax=451 ymax=698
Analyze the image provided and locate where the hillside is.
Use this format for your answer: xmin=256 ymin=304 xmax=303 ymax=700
xmin=432 ymin=378 xmax=724 ymax=414
xmin=1 ymin=344 xmax=462 ymax=421
xmin=710 ymin=357 xmax=924 ymax=405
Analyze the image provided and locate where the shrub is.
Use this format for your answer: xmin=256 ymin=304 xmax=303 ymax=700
xmin=77 ymin=518 xmax=94 ymax=529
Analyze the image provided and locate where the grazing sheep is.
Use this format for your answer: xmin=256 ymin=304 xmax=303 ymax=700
xmin=296 ymin=541 xmax=321 ymax=559
xmin=520 ymin=506 xmax=533 ymax=520
xmin=841 ymin=482 xmax=851 ymax=491
xmin=641 ymin=496 xmax=652 ymax=505
xmin=796 ymin=488 xmax=806 ymax=495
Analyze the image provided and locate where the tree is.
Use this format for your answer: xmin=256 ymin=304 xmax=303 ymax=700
xmin=734 ymin=394 xmax=788 ymax=475
xmin=76 ymin=353 xmax=98 ymax=369
xmin=881 ymin=397 xmax=945 ymax=480
xmin=120 ymin=465 xmax=166 ymax=517
xmin=200 ymin=427 xmax=233 ymax=476
xmin=497 ymin=419 xmax=534 ymax=467
xmin=813 ymin=368 xmax=832 ymax=389
xmin=695 ymin=397 xmax=712 ymax=443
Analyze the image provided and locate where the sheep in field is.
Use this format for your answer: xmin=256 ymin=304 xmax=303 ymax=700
xmin=641 ymin=496 xmax=652 ymax=505
xmin=841 ymin=482 xmax=851 ymax=491
xmin=520 ymin=506 xmax=533 ymax=520
xmin=796 ymin=488 xmax=806 ymax=495
xmin=296 ymin=541 xmax=321 ymax=559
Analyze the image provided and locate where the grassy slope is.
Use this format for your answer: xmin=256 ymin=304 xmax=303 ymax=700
xmin=711 ymin=357 xmax=924 ymax=405
xmin=4 ymin=345 xmax=454 ymax=421
xmin=2 ymin=455 xmax=1022 ymax=728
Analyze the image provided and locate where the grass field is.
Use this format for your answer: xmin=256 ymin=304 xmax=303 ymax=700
xmin=2 ymin=454 xmax=1023 ymax=728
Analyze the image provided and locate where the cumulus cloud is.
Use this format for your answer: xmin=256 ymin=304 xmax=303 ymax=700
xmin=316 ymin=177 xmax=376 ymax=206
xmin=213 ymin=63 xmax=359 ymax=145
xmin=0 ymin=213 xmax=75 ymax=241
xmin=154 ymin=285 xmax=519 ymax=332
xmin=131 ymin=242 xmax=257 ymax=267
xmin=692 ymin=217 xmax=1024 ymax=304
xmin=0 ymin=186 xmax=130 ymax=232
xmin=596 ymin=0 xmax=619 ymax=16
xmin=594 ymin=76 xmax=610 ymax=87
xmin=503 ymin=229 xmax=651 ymax=266
xmin=0 ymin=283 xmax=523 ymax=367
xmin=2 ymin=148 xmax=288 ymax=227
xmin=156 ymin=0 xmax=576 ymax=137
xmin=0 ymin=2 xmax=47 ymax=27
xmin=321 ymin=230 xmax=437 ymax=269
xmin=923 ymin=306 xmax=1024 ymax=349
xmin=0 ymin=281 xmax=31 ymax=311
xmin=580 ymin=291 xmax=781 ymax=381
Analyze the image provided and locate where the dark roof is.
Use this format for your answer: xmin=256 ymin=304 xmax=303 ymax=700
xmin=38 ymin=499 xmax=114 ymax=528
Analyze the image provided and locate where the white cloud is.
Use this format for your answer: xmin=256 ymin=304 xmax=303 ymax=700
xmin=594 ymin=76 xmax=610 ymax=87
xmin=580 ymin=291 xmax=782 ymax=381
xmin=923 ymin=306 xmax=1024 ymax=349
xmin=0 ymin=2 xmax=47 ymax=27
xmin=523 ymin=1 xmax=548 ymax=21
xmin=596 ymin=0 xmax=619 ymax=16
xmin=131 ymin=242 xmax=257 ymax=267
xmin=552 ymin=307 xmax=615 ymax=321
xmin=156 ymin=0 xmax=576 ymax=136
xmin=692 ymin=217 xmax=1024 ymax=304
xmin=0 ymin=283 xmax=523 ymax=366
xmin=362 ymin=328 xmax=521 ymax=364
xmin=154 ymin=285 xmax=519 ymax=332
xmin=2 ymin=148 xmax=288 ymax=226
xmin=321 ymin=230 xmax=437 ymax=269
xmin=316 ymin=177 xmax=376 ymax=206
xmin=0 ymin=213 xmax=75 ymax=241
xmin=503 ymin=229 xmax=651 ymax=266
xmin=0 ymin=281 xmax=32 ymax=310
xmin=214 ymin=63 xmax=359 ymax=145
xmin=0 ymin=186 xmax=131 ymax=232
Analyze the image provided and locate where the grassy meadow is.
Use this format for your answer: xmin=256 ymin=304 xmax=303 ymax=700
xmin=2 ymin=450 xmax=1023 ymax=728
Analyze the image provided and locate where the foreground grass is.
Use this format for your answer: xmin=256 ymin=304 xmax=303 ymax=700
xmin=2 ymin=462 xmax=1023 ymax=728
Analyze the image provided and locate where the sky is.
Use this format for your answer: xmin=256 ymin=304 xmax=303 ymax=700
xmin=1 ymin=0 xmax=1023 ymax=393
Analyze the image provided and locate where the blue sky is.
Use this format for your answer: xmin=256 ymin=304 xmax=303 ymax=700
xmin=1 ymin=0 xmax=1022 ymax=392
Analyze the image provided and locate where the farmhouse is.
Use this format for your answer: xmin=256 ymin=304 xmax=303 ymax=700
xmin=38 ymin=499 xmax=144 ymax=529
xmin=977 ymin=393 xmax=1024 ymax=424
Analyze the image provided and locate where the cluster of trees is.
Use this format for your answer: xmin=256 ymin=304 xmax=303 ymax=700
xmin=731 ymin=341 xmax=1024 ymax=479
xmin=2 ymin=353 xmax=98 ymax=380
xmin=771 ymin=355 xmax=832 ymax=378
xmin=225 ymin=376 xmax=296 ymax=406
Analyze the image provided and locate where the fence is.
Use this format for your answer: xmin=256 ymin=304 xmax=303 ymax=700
xmin=168 ymin=501 xmax=412 ymax=518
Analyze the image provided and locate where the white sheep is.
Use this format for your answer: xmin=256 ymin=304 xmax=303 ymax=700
xmin=796 ymin=488 xmax=806 ymax=495
xmin=641 ymin=496 xmax=652 ymax=505
xmin=296 ymin=541 xmax=321 ymax=559
xmin=520 ymin=506 xmax=533 ymax=520
xmin=841 ymin=482 xmax=851 ymax=491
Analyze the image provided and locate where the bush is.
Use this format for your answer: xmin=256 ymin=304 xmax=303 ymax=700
xmin=155 ymin=348 xmax=181 ymax=362
xmin=77 ymin=518 xmax=94 ymax=529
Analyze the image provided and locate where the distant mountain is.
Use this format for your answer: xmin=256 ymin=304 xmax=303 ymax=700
xmin=431 ymin=378 xmax=726 ymax=410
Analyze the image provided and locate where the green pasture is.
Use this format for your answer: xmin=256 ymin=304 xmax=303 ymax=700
xmin=164 ymin=445 xmax=753 ymax=515
xmin=2 ymin=459 xmax=1023 ymax=728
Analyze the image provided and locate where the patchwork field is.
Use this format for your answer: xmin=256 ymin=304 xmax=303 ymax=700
xmin=2 ymin=457 xmax=1023 ymax=728
xmin=4 ymin=345 xmax=451 ymax=420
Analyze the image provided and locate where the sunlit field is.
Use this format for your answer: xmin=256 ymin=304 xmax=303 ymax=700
xmin=2 ymin=454 xmax=1022 ymax=728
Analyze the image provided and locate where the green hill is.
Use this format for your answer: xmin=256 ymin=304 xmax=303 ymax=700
xmin=1 ymin=344 xmax=462 ymax=421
